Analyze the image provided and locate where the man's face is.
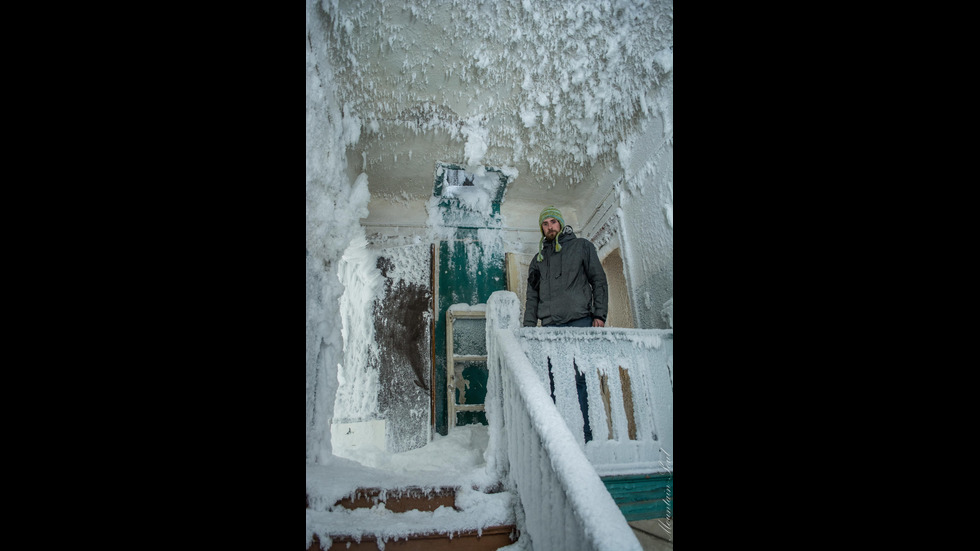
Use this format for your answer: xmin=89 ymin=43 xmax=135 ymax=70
xmin=541 ymin=217 xmax=561 ymax=240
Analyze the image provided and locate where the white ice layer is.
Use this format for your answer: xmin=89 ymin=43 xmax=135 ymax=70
xmin=515 ymin=326 xmax=674 ymax=476
xmin=485 ymin=291 xmax=644 ymax=551
xmin=334 ymin=234 xmax=382 ymax=423
xmin=321 ymin=0 xmax=674 ymax=187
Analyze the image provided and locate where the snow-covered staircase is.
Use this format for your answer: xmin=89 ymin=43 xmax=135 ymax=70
xmin=306 ymin=485 xmax=519 ymax=551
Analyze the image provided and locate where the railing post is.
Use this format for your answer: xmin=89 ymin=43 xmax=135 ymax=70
xmin=484 ymin=291 xmax=521 ymax=482
xmin=486 ymin=290 xmax=522 ymax=331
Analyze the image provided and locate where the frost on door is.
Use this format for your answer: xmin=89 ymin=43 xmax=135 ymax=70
xmin=430 ymin=163 xmax=510 ymax=435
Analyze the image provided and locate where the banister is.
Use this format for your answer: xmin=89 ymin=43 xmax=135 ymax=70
xmin=485 ymin=291 xmax=643 ymax=551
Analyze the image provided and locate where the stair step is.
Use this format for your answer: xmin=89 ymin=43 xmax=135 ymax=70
xmin=334 ymin=486 xmax=457 ymax=512
xmin=307 ymin=484 xmax=517 ymax=550
xmin=309 ymin=524 xmax=517 ymax=551
xmin=308 ymin=483 xmax=506 ymax=512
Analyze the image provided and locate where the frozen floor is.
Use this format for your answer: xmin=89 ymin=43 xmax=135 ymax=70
xmin=629 ymin=518 xmax=673 ymax=551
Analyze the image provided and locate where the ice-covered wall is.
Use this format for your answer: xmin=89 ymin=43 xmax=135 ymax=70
xmin=577 ymin=67 xmax=673 ymax=330
xmin=616 ymin=81 xmax=673 ymax=329
xmin=307 ymin=1 xmax=373 ymax=464
xmin=334 ymin=233 xmax=383 ymax=424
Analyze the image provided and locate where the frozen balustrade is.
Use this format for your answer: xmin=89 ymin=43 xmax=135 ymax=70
xmin=516 ymin=321 xmax=673 ymax=477
xmin=484 ymin=291 xmax=643 ymax=551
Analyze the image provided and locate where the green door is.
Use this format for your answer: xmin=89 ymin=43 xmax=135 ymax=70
xmin=431 ymin=164 xmax=510 ymax=435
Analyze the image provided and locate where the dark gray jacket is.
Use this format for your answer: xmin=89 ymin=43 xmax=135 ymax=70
xmin=523 ymin=227 xmax=608 ymax=327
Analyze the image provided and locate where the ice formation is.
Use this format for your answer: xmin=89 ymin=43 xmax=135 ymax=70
xmin=319 ymin=0 xmax=673 ymax=187
xmin=307 ymin=0 xmax=673 ymax=546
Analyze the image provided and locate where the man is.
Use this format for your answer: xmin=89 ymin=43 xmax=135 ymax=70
xmin=523 ymin=206 xmax=609 ymax=442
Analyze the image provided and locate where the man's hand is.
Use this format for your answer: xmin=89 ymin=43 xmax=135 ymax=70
xmin=592 ymin=318 xmax=605 ymax=327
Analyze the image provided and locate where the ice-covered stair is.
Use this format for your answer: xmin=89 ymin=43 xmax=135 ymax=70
xmin=306 ymin=454 xmax=519 ymax=551
xmin=306 ymin=484 xmax=518 ymax=550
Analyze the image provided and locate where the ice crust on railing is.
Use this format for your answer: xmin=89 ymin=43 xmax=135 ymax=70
xmin=485 ymin=291 xmax=643 ymax=551
xmin=503 ymin=301 xmax=674 ymax=477
xmin=517 ymin=327 xmax=665 ymax=349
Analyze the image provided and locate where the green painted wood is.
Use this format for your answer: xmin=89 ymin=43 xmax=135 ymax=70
xmin=607 ymin=489 xmax=669 ymax=504
xmin=604 ymin=478 xmax=672 ymax=492
xmin=431 ymin=163 xmax=511 ymax=435
xmin=605 ymin=482 xmax=671 ymax=500
xmin=619 ymin=500 xmax=671 ymax=521
xmin=601 ymin=473 xmax=673 ymax=521
xmin=434 ymin=237 xmax=505 ymax=434
xmin=432 ymin=163 xmax=508 ymax=205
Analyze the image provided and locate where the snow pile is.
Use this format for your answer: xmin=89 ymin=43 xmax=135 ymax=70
xmin=307 ymin=425 xmax=516 ymax=548
xmin=326 ymin=424 xmax=495 ymax=486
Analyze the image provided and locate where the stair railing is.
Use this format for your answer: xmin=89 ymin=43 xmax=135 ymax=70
xmin=514 ymin=321 xmax=673 ymax=477
xmin=484 ymin=291 xmax=643 ymax=551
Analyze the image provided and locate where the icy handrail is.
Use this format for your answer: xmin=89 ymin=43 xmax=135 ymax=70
xmin=484 ymin=291 xmax=642 ymax=551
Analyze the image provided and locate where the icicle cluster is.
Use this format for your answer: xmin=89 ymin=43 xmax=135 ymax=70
xmin=320 ymin=0 xmax=673 ymax=189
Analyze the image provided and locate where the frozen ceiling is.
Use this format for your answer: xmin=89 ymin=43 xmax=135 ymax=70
xmin=318 ymin=0 xmax=673 ymax=210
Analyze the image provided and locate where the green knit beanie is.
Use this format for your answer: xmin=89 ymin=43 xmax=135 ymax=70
xmin=537 ymin=206 xmax=564 ymax=261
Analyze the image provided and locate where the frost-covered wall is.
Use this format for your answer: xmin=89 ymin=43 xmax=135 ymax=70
xmin=579 ymin=76 xmax=673 ymax=330
xmin=616 ymin=88 xmax=673 ymax=330
xmin=334 ymin=234 xmax=382 ymax=424
xmin=307 ymin=1 xmax=372 ymax=464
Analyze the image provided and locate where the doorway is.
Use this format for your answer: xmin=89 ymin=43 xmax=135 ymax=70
xmin=602 ymin=247 xmax=634 ymax=328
